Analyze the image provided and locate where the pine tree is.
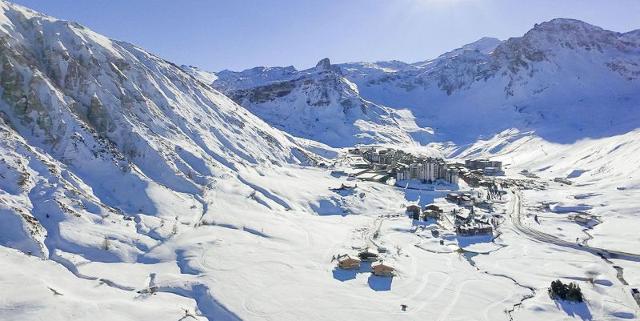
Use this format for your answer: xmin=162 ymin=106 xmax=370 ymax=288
xmin=548 ymin=279 xmax=583 ymax=302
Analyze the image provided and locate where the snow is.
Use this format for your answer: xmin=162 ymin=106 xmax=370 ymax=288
xmin=212 ymin=58 xmax=427 ymax=147
xmin=180 ymin=65 xmax=219 ymax=84
xmin=548 ymin=203 xmax=593 ymax=213
xmin=0 ymin=2 xmax=639 ymax=321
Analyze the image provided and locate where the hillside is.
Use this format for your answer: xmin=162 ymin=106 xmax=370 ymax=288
xmin=0 ymin=0 xmax=322 ymax=261
xmin=343 ymin=19 xmax=640 ymax=144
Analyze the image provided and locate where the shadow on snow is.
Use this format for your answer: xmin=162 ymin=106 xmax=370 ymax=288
xmin=555 ymin=300 xmax=593 ymax=321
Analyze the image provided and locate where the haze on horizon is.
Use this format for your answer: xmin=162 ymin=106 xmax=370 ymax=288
xmin=9 ymin=0 xmax=640 ymax=71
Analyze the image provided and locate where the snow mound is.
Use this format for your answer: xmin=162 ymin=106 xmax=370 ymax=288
xmin=549 ymin=203 xmax=592 ymax=213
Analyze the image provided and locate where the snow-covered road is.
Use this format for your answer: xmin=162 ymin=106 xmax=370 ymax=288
xmin=509 ymin=190 xmax=640 ymax=262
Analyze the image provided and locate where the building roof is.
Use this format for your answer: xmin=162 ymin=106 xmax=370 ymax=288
xmin=372 ymin=264 xmax=395 ymax=273
xmin=339 ymin=257 xmax=361 ymax=264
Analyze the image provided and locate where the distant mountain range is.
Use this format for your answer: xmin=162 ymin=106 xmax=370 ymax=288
xmin=192 ymin=19 xmax=640 ymax=146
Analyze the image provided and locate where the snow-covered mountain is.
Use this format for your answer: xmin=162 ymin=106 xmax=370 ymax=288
xmin=343 ymin=19 xmax=640 ymax=143
xmin=0 ymin=0 xmax=321 ymax=260
xmin=210 ymin=58 xmax=430 ymax=147
xmin=213 ymin=19 xmax=640 ymax=145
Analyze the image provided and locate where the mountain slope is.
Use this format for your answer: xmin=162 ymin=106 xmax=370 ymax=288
xmin=341 ymin=19 xmax=640 ymax=143
xmin=210 ymin=58 xmax=431 ymax=147
xmin=0 ymin=0 xmax=321 ymax=260
xmin=212 ymin=19 xmax=640 ymax=145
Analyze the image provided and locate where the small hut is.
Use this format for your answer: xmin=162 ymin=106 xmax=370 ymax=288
xmin=337 ymin=256 xmax=361 ymax=270
xmin=372 ymin=263 xmax=395 ymax=277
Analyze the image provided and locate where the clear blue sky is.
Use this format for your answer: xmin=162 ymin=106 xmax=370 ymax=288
xmin=11 ymin=0 xmax=640 ymax=71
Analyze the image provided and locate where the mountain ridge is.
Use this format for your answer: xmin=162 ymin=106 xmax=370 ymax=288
xmin=205 ymin=17 xmax=640 ymax=145
xmin=0 ymin=0 xmax=322 ymax=260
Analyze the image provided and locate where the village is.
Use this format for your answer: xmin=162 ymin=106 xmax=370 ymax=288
xmin=328 ymin=146 xmax=640 ymax=316
xmin=332 ymin=147 xmax=508 ymax=278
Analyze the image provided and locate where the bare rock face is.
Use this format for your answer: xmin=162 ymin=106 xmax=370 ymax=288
xmin=316 ymin=57 xmax=332 ymax=71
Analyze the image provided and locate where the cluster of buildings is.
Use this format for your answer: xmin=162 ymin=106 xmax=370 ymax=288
xmin=395 ymin=158 xmax=459 ymax=185
xmin=335 ymin=251 xmax=395 ymax=277
xmin=446 ymin=192 xmax=474 ymax=206
xmin=447 ymin=192 xmax=497 ymax=236
xmin=406 ymin=200 xmax=495 ymax=236
xmin=406 ymin=204 xmax=444 ymax=221
xmin=346 ymin=148 xmax=505 ymax=237
xmin=453 ymin=207 xmax=495 ymax=236
xmin=348 ymin=148 xmax=506 ymax=187
xmin=465 ymin=159 xmax=503 ymax=176
xmin=350 ymin=147 xmax=460 ymax=185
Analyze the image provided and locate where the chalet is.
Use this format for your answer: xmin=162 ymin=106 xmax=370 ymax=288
xmin=456 ymin=223 xmax=493 ymax=236
xmin=406 ymin=205 xmax=421 ymax=220
xmin=337 ymin=256 xmax=361 ymax=270
xmin=422 ymin=204 xmax=443 ymax=220
xmin=372 ymin=263 xmax=395 ymax=277
xmin=457 ymin=195 xmax=472 ymax=206
xmin=446 ymin=192 xmax=474 ymax=206
xmin=424 ymin=204 xmax=443 ymax=213
xmin=455 ymin=213 xmax=471 ymax=224
xmin=423 ymin=209 xmax=439 ymax=220
xmin=446 ymin=193 xmax=460 ymax=202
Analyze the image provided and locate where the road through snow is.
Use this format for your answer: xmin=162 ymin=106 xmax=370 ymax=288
xmin=508 ymin=190 xmax=640 ymax=262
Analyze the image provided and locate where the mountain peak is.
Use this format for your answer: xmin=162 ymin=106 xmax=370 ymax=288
xmin=529 ymin=18 xmax=607 ymax=36
xmin=504 ymin=17 xmax=625 ymax=56
xmin=316 ymin=57 xmax=332 ymax=70
xmin=466 ymin=37 xmax=502 ymax=51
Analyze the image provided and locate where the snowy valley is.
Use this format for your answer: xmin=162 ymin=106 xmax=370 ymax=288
xmin=1 ymin=1 xmax=640 ymax=321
